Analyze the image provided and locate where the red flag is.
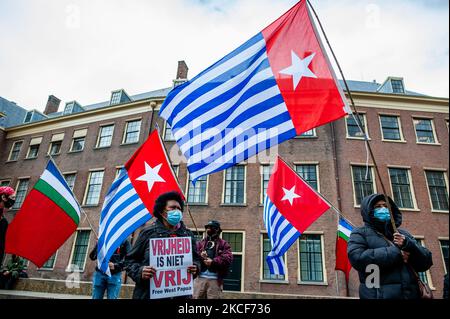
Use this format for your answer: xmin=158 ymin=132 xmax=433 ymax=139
xmin=262 ymin=0 xmax=350 ymax=135
xmin=267 ymin=156 xmax=330 ymax=233
xmin=125 ymin=129 xmax=184 ymax=214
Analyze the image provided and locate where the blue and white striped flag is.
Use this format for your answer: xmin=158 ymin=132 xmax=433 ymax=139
xmin=97 ymin=168 xmax=151 ymax=276
xmin=263 ymin=194 xmax=301 ymax=275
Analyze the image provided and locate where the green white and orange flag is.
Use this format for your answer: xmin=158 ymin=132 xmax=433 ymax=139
xmin=5 ymin=159 xmax=80 ymax=267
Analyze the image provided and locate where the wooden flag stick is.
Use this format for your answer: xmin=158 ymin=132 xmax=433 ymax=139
xmin=306 ymin=0 xmax=397 ymax=233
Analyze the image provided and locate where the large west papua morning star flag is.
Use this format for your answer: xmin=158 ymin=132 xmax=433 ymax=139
xmin=160 ymin=0 xmax=350 ymax=182
xmin=97 ymin=130 xmax=183 ymax=275
xmin=263 ymin=156 xmax=330 ymax=275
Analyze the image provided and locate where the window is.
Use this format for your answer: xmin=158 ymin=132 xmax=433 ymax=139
xmin=110 ymin=91 xmax=122 ymax=105
xmin=96 ymin=124 xmax=114 ymax=148
xmin=222 ymin=232 xmax=243 ymax=253
xmin=172 ymin=165 xmax=179 ymax=177
xmin=295 ymin=164 xmax=318 ymax=191
xmin=70 ymin=129 xmax=87 ymax=152
xmin=346 ymin=114 xmax=367 ymax=138
xmin=115 ymin=167 xmax=124 ymax=178
xmin=187 ymin=174 xmax=208 ymax=204
xmin=391 ymin=79 xmax=405 ymax=94
xmin=261 ymin=165 xmax=273 ymax=203
xmin=440 ymin=240 xmax=449 ymax=273
xmin=261 ymin=233 xmax=285 ymax=281
xmin=64 ymin=102 xmax=74 ymax=115
xmin=123 ymin=120 xmax=141 ymax=144
xmin=298 ymin=234 xmax=325 ymax=283
xmin=415 ymin=239 xmax=430 ymax=284
xmin=352 ymin=166 xmax=375 ymax=206
xmin=389 ymin=168 xmax=415 ymax=209
xmin=380 ymin=115 xmax=402 ymax=141
xmin=299 ymin=129 xmax=316 ymax=138
xmin=425 ymin=171 xmax=449 ymax=211
xmin=414 ymin=118 xmax=437 ymax=144
xmin=68 ymin=230 xmax=91 ymax=271
xmin=164 ymin=122 xmax=176 ymax=141
xmin=221 ymin=232 xmax=244 ymax=292
xmin=193 ymin=230 xmax=204 ymax=242
xmin=13 ymin=179 xmax=29 ymax=209
xmin=24 ymin=111 xmax=33 ymax=123
xmin=83 ymin=170 xmax=104 ymax=205
xmin=40 ymin=253 xmax=57 ymax=270
xmin=8 ymin=141 xmax=23 ymax=161
xmin=26 ymin=137 xmax=42 ymax=159
xmin=0 ymin=180 xmax=10 ymax=187
xmin=48 ymin=141 xmax=62 ymax=156
xmin=64 ymin=173 xmax=77 ymax=191
xmin=223 ymin=166 xmax=246 ymax=204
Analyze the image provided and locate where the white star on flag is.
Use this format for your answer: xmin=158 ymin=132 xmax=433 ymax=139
xmin=281 ymin=185 xmax=301 ymax=205
xmin=279 ymin=51 xmax=317 ymax=90
xmin=136 ymin=162 xmax=166 ymax=193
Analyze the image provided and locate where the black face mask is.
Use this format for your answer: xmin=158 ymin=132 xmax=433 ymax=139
xmin=206 ymin=228 xmax=218 ymax=238
xmin=3 ymin=198 xmax=15 ymax=209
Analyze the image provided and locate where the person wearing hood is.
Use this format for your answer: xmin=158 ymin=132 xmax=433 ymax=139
xmin=125 ymin=191 xmax=201 ymax=299
xmin=347 ymin=193 xmax=433 ymax=299
xmin=0 ymin=186 xmax=16 ymax=268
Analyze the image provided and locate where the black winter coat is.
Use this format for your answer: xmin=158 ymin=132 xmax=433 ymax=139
xmin=125 ymin=219 xmax=202 ymax=299
xmin=89 ymin=239 xmax=131 ymax=275
xmin=348 ymin=193 xmax=433 ymax=299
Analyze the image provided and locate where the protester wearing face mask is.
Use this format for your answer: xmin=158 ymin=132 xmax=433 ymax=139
xmin=0 ymin=186 xmax=16 ymax=268
xmin=347 ymin=193 xmax=433 ymax=299
xmin=193 ymin=220 xmax=233 ymax=299
xmin=125 ymin=191 xmax=201 ymax=299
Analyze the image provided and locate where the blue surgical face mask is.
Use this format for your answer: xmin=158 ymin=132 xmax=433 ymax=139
xmin=373 ymin=207 xmax=391 ymax=222
xmin=165 ymin=209 xmax=183 ymax=226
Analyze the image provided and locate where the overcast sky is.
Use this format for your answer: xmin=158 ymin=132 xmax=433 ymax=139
xmin=0 ymin=0 xmax=448 ymax=112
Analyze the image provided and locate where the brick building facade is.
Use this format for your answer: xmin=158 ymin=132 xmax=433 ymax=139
xmin=0 ymin=66 xmax=448 ymax=298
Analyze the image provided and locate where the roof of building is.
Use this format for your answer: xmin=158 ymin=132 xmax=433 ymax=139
xmin=0 ymin=78 xmax=437 ymax=129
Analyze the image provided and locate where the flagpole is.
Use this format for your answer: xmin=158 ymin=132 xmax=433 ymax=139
xmin=48 ymin=156 xmax=99 ymax=239
xmin=306 ymin=0 xmax=397 ymax=233
xmin=154 ymin=123 xmax=201 ymax=236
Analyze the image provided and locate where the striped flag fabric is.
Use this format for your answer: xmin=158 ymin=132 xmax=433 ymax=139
xmin=335 ymin=217 xmax=354 ymax=281
xmin=160 ymin=0 xmax=350 ymax=182
xmin=97 ymin=130 xmax=184 ymax=275
xmin=5 ymin=159 xmax=80 ymax=268
xmin=263 ymin=156 xmax=330 ymax=275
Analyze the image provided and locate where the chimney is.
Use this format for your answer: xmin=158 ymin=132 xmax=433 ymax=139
xmin=44 ymin=95 xmax=61 ymax=115
xmin=176 ymin=61 xmax=188 ymax=80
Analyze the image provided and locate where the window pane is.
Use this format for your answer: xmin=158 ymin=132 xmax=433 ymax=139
xmin=391 ymin=80 xmax=405 ymax=93
xmin=27 ymin=144 xmax=40 ymax=158
xmin=381 ymin=116 xmax=401 ymax=140
xmin=300 ymin=129 xmax=316 ymax=137
xmin=262 ymin=234 xmax=285 ymax=280
xmin=295 ymin=165 xmax=318 ymax=191
xmin=49 ymin=141 xmax=62 ymax=155
xmin=41 ymin=253 xmax=57 ymax=269
xmin=9 ymin=141 xmax=23 ymax=161
xmin=13 ymin=179 xmax=29 ymax=209
xmin=187 ymin=175 xmax=207 ymax=203
xmin=347 ymin=115 xmax=366 ymax=138
xmin=389 ymin=168 xmax=414 ymax=209
xmin=299 ymin=234 xmax=324 ymax=282
xmin=426 ymin=171 xmax=449 ymax=211
xmin=0 ymin=181 xmax=10 ymax=187
xmin=71 ymin=230 xmax=90 ymax=270
xmin=164 ymin=123 xmax=176 ymax=141
xmin=85 ymin=171 xmax=104 ymax=205
xmin=414 ymin=119 xmax=435 ymax=143
xmin=97 ymin=125 xmax=114 ymax=147
xmin=440 ymin=240 xmax=449 ymax=273
xmin=224 ymin=166 xmax=245 ymax=204
xmin=261 ymin=165 xmax=273 ymax=198
xmin=352 ymin=166 xmax=374 ymax=205
xmin=222 ymin=233 xmax=243 ymax=253
xmin=64 ymin=173 xmax=77 ymax=191
xmin=124 ymin=120 xmax=141 ymax=144
xmin=71 ymin=137 xmax=85 ymax=151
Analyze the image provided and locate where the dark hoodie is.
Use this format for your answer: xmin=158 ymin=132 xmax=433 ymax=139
xmin=347 ymin=193 xmax=433 ymax=299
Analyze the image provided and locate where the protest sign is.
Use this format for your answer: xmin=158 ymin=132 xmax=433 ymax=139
xmin=149 ymin=236 xmax=193 ymax=299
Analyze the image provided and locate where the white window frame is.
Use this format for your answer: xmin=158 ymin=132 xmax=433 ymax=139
xmin=8 ymin=140 xmax=24 ymax=162
xmin=185 ymin=172 xmax=209 ymax=205
xmin=115 ymin=165 xmax=124 ymax=179
xmin=259 ymin=231 xmax=289 ymax=284
xmin=70 ymin=128 xmax=88 ymax=152
xmin=63 ymin=171 xmax=77 ymax=191
xmin=13 ymin=178 xmax=30 ymax=209
xmin=295 ymin=128 xmax=317 ymax=139
xmin=413 ymin=237 xmax=436 ymax=290
xmin=294 ymin=162 xmax=320 ymax=193
xmin=345 ymin=113 xmax=370 ymax=140
xmin=387 ymin=165 xmax=419 ymax=211
xmin=221 ymin=165 xmax=247 ymax=205
xmin=95 ymin=123 xmax=115 ymax=148
xmin=378 ymin=114 xmax=406 ymax=143
xmin=163 ymin=121 xmax=176 ymax=142
xmin=297 ymin=231 xmax=328 ymax=285
xmin=82 ymin=169 xmax=105 ymax=206
xmin=350 ymin=164 xmax=377 ymax=208
xmin=26 ymin=137 xmax=42 ymax=159
xmin=38 ymin=250 xmax=58 ymax=271
xmin=221 ymin=230 xmax=245 ymax=292
xmin=260 ymin=164 xmax=274 ymax=204
xmin=122 ymin=118 xmax=142 ymax=145
xmin=66 ymin=228 xmax=91 ymax=273
xmin=424 ymin=169 xmax=449 ymax=213
xmin=413 ymin=117 xmax=440 ymax=145
xmin=439 ymin=237 xmax=449 ymax=274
